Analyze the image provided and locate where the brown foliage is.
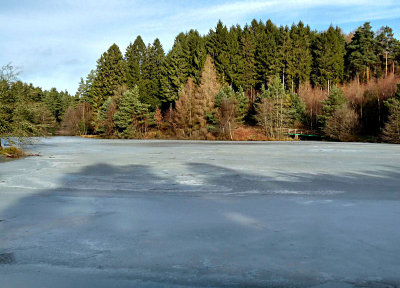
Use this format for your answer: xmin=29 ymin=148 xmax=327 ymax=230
xmin=217 ymin=97 xmax=236 ymax=140
xmin=172 ymin=78 xmax=197 ymax=138
xmin=232 ymin=125 xmax=268 ymax=141
xmin=324 ymin=105 xmax=359 ymax=141
xmin=255 ymin=97 xmax=276 ymax=138
xmin=298 ymin=82 xmax=326 ymax=129
xmin=193 ymin=55 xmax=221 ymax=138
xmin=341 ymin=75 xmax=399 ymax=106
xmin=61 ymin=102 xmax=93 ymax=135
xmin=153 ymin=107 xmax=163 ymax=129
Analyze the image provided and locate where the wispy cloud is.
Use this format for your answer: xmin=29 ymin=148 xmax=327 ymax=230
xmin=0 ymin=0 xmax=399 ymax=93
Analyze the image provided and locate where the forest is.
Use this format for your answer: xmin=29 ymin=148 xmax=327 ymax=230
xmin=1 ymin=19 xmax=400 ymax=143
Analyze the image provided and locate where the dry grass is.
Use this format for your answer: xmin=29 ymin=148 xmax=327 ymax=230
xmin=0 ymin=146 xmax=26 ymax=158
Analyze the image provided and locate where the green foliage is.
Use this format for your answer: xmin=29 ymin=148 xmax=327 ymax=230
xmin=254 ymin=20 xmax=281 ymax=87
xmin=160 ymin=30 xmax=206 ymax=104
xmin=376 ymin=26 xmax=400 ymax=76
xmin=215 ymin=85 xmax=249 ymax=123
xmin=382 ymin=84 xmax=400 ymax=143
xmin=113 ymin=86 xmax=150 ymax=138
xmin=0 ymin=64 xmax=60 ymax=143
xmin=91 ymin=44 xmax=127 ymax=115
xmin=319 ymin=86 xmax=347 ymax=128
xmin=140 ymin=39 xmax=165 ymax=110
xmin=125 ymin=36 xmax=146 ymax=89
xmin=346 ymin=22 xmax=378 ymax=81
xmin=312 ymin=26 xmax=346 ymax=88
xmin=43 ymin=88 xmax=72 ymax=122
xmin=288 ymin=22 xmax=313 ymax=90
xmin=288 ymin=92 xmax=306 ymax=125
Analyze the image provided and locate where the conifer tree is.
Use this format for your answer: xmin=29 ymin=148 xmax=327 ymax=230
xmin=91 ymin=44 xmax=127 ymax=116
xmin=193 ymin=56 xmax=221 ymax=137
xmin=254 ymin=20 xmax=280 ymax=87
xmin=376 ymin=26 xmax=399 ymax=77
xmin=172 ymin=78 xmax=197 ymax=138
xmin=239 ymin=25 xmax=257 ymax=92
xmin=97 ymin=97 xmax=116 ymax=136
xmin=382 ymin=84 xmax=400 ymax=143
xmin=160 ymin=34 xmax=190 ymax=104
xmin=125 ymin=36 xmax=146 ymax=89
xmin=312 ymin=26 xmax=346 ymax=89
xmin=206 ymin=21 xmax=230 ymax=83
xmin=141 ymin=39 xmax=165 ymax=109
xmin=113 ymin=86 xmax=149 ymax=138
xmin=346 ymin=22 xmax=378 ymax=82
xmin=289 ymin=22 xmax=313 ymax=90
xmin=318 ymin=86 xmax=347 ymax=128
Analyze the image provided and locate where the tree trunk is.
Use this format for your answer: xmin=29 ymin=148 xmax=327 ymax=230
xmin=228 ymin=121 xmax=233 ymax=141
xmin=385 ymin=51 xmax=388 ymax=78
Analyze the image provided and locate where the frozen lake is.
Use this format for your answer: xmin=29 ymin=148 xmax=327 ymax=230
xmin=1 ymin=137 xmax=400 ymax=287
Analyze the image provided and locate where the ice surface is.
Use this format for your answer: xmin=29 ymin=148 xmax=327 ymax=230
xmin=0 ymin=137 xmax=400 ymax=287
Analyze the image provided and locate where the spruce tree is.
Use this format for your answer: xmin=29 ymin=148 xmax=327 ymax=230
xmin=113 ymin=86 xmax=149 ymax=138
xmin=160 ymin=34 xmax=190 ymax=104
xmin=382 ymin=84 xmax=400 ymax=143
xmin=125 ymin=36 xmax=146 ymax=89
xmin=239 ymin=25 xmax=256 ymax=92
xmin=312 ymin=26 xmax=346 ymax=89
xmin=289 ymin=22 xmax=313 ymax=90
xmin=346 ymin=22 xmax=378 ymax=82
xmin=206 ymin=20 xmax=230 ymax=83
xmin=141 ymin=39 xmax=165 ymax=109
xmin=91 ymin=44 xmax=127 ymax=116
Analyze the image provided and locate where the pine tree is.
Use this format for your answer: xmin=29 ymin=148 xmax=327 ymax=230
xmin=206 ymin=20 xmax=230 ymax=83
xmin=160 ymin=34 xmax=190 ymax=104
xmin=382 ymin=84 xmax=400 ymax=143
xmin=346 ymin=22 xmax=378 ymax=82
xmin=113 ymin=86 xmax=149 ymax=138
xmin=319 ymin=86 xmax=347 ymax=128
xmin=125 ymin=36 xmax=146 ymax=89
xmin=141 ymin=39 xmax=165 ymax=109
xmin=91 ymin=44 xmax=127 ymax=116
xmin=239 ymin=25 xmax=256 ymax=92
xmin=254 ymin=20 xmax=280 ymax=87
xmin=312 ymin=26 xmax=346 ymax=89
xmin=193 ymin=56 xmax=221 ymax=137
xmin=376 ymin=26 xmax=399 ymax=77
xmin=289 ymin=22 xmax=313 ymax=90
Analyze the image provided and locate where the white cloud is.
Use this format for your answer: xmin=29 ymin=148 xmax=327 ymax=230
xmin=0 ymin=0 xmax=399 ymax=93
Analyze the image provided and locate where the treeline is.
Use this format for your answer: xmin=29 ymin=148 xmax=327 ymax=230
xmin=0 ymin=63 xmax=72 ymax=142
xmin=2 ymin=19 xmax=400 ymax=143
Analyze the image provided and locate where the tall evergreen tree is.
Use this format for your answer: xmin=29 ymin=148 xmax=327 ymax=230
xmin=288 ymin=22 xmax=313 ymax=91
xmin=376 ymin=26 xmax=399 ymax=77
xmin=141 ymin=39 xmax=165 ymax=109
xmin=254 ymin=20 xmax=280 ymax=87
xmin=346 ymin=22 xmax=378 ymax=82
xmin=312 ymin=26 xmax=346 ymax=89
xmin=206 ymin=20 xmax=230 ymax=83
xmin=125 ymin=36 xmax=146 ymax=89
xmin=239 ymin=25 xmax=257 ymax=92
xmin=91 ymin=44 xmax=127 ymax=115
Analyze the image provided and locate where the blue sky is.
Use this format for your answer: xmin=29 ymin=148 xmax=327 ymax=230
xmin=1 ymin=0 xmax=399 ymax=94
